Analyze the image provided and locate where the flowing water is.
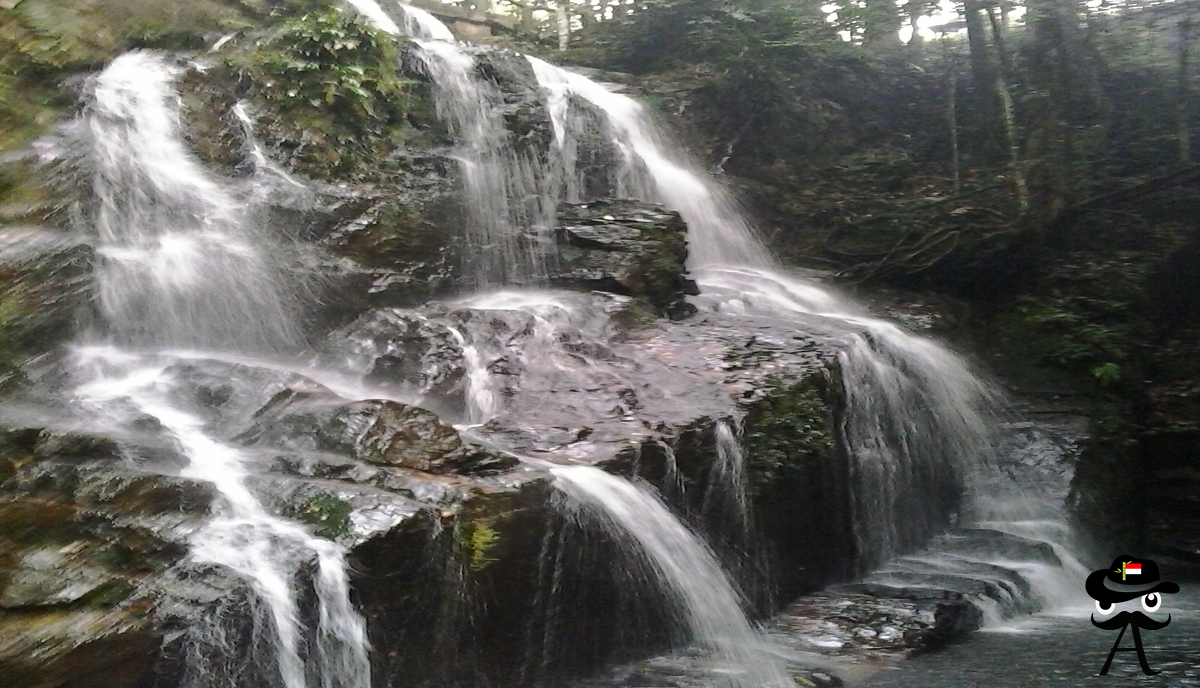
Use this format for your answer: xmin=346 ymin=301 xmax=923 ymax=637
xmin=861 ymin=586 xmax=1200 ymax=687
xmin=342 ymin=0 xmax=1087 ymax=666
xmin=382 ymin=4 xmax=558 ymax=286
xmin=518 ymin=52 xmax=1084 ymax=597
xmin=707 ymin=419 xmax=750 ymax=530
xmin=26 ymin=4 xmax=1094 ymax=687
xmin=551 ymin=465 xmax=791 ymax=688
xmin=84 ymin=52 xmax=297 ymax=352
xmin=523 ymin=55 xmax=774 ymax=270
xmin=70 ymin=51 xmax=370 ymax=688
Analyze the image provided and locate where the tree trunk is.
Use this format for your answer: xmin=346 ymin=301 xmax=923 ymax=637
xmin=997 ymin=75 xmax=1028 ymax=210
xmin=577 ymin=0 xmax=594 ymax=32
xmin=1179 ymin=19 xmax=1194 ymax=164
xmin=554 ymin=1 xmax=570 ymax=50
xmin=521 ymin=2 xmax=534 ymax=33
xmin=962 ymin=0 xmax=1002 ymax=155
xmin=863 ymin=0 xmax=903 ymax=50
xmin=963 ymin=0 xmax=996 ymax=91
xmin=907 ymin=6 xmax=924 ymax=58
xmin=987 ymin=6 xmax=1027 ymax=210
xmin=943 ymin=39 xmax=961 ymax=193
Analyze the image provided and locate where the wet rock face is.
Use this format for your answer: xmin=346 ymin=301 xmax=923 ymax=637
xmin=0 ymin=12 xmax=920 ymax=688
xmin=0 ymin=229 xmax=91 ymax=371
xmin=254 ymin=396 xmax=518 ymax=475
xmin=773 ymin=591 xmax=983 ymax=659
xmin=332 ymin=291 xmax=853 ymax=615
xmin=550 ymin=200 xmax=697 ymax=315
xmin=319 ymin=189 xmax=462 ymax=311
xmin=0 ymin=427 xmax=185 ymax=688
xmin=0 ymin=353 xmax=535 ymax=688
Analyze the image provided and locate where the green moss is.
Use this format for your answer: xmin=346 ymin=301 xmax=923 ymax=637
xmin=742 ymin=373 xmax=835 ymax=491
xmin=463 ymin=519 xmax=499 ymax=572
xmin=227 ymin=7 xmax=414 ymax=177
xmin=295 ymin=493 xmax=352 ymax=539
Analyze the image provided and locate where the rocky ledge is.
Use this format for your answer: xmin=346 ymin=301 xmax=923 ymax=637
xmin=0 ymin=213 xmax=858 ymax=688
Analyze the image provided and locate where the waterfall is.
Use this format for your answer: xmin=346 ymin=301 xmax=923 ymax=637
xmin=71 ymin=52 xmax=370 ymax=688
xmin=353 ymin=3 xmax=559 ymax=287
xmin=443 ymin=323 xmax=501 ymax=426
xmin=85 ymin=52 xmax=296 ymax=352
xmin=348 ymin=0 xmax=1082 ymax=637
xmin=524 ymin=55 xmax=774 ymax=270
xmin=551 ymin=465 xmax=790 ymax=688
xmin=518 ymin=56 xmax=1076 ymax=578
xmin=703 ymin=419 xmax=751 ymax=532
xmin=392 ymin=3 xmax=456 ymax=40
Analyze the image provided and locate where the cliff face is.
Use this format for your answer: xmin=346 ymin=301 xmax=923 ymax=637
xmin=0 ymin=6 xmax=863 ymax=687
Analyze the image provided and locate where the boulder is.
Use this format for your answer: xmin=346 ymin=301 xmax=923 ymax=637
xmin=548 ymin=200 xmax=697 ymax=315
xmin=773 ymin=591 xmax=983 ymax=660
xmin=245 ymin=393 xmax=518 ymax=476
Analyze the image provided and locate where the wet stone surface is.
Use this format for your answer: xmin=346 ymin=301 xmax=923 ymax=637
xmin=859 ymin=586 xmax=1200 ymax=687
xmin=328 ymin=290 xmax=836 ymax=468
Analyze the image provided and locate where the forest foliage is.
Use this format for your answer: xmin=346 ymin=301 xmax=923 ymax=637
xmin=470 ymin=0 xmax=1196 ymax=292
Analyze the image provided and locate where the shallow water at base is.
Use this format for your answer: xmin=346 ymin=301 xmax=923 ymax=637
xmin=858 ymin=586 xmax=1200 ymax=687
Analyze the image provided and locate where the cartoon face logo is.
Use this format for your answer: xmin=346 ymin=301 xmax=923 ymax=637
xmin=1086 ymin=555 xmax=1179 ymax=676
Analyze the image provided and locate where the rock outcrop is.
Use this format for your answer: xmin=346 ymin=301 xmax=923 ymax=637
xmin=550 ymin=199 xmax=698 ymax=315
xmin=0 ymin=5 xmax=995 ymax=688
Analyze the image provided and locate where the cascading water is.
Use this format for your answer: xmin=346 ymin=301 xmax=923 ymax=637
xmin=524 ymin=55 xmax=775 ymax=271
xmin=70 ymin=51 xmax=370 ymax=688
xmin=703 ymin=419 xmax=751 ymax=533
xmin=551 ymin=465 xmax=790 ymax=688
xmin=85 ymin=52 xmax=296 ymax=352
xmin=358 ymin=3 xmax=560 ymax=287
xmin=0 ymin=4 xmax=1099 ymax=688
xmin=346 ymin=0 xmax=1084 ymax=653
xmin=520 ymin=52 xmax=1083 ymax=592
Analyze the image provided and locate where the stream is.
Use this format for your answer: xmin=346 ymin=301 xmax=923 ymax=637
xmin=862 ymin=587 xmax=1200 ymax=687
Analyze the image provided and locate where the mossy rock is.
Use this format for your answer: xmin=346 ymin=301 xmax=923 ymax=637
xmin=221 ymin=7 xmax=416 ymax=179
xmin=550 ymin=199 xmax=694 ymax=313
xmin=293 ymin=492 xmax=353 ymax=539
xmin=742 ymin=372 xmax=837 ymax=491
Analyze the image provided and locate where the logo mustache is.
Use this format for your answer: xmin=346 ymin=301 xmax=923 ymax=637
xmin=1091 ymin=610 xmax=1172 ymax=631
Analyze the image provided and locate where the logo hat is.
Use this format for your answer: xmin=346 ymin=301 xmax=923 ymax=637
xmin=1086 ymin=555 xmax=1179 ymax=604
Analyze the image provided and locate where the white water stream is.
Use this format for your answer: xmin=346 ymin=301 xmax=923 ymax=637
xmin=47 ymin=5 xmax=1091 ymax=687
xmin=74 ymin=51 xmax=370 ymax=688
xmin=551 ymin=465 xmax=791 ymax=688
